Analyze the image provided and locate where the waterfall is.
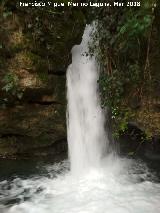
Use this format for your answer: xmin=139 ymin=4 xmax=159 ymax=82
xmin=1 ymin=24 xmax=160 ymax=213
xmin=67 ymin=25 xmax=109 ymax=174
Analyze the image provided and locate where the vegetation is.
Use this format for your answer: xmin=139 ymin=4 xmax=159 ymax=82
xmin=2 ymin=72 xmax=23 ymax=99
xmin=90 ymin=0 xmax=159 ymax=137
xmin=0 ymin=0 xmax=86 ymax=105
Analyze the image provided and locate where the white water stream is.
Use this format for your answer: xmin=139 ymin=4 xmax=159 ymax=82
xmin=0 ymin=25 xmax=160 ymax=213
xmin=67 ymin=25 xmax=108 ymax=175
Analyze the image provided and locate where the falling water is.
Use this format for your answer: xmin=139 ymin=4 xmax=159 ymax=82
xmin=67 ymin=25 xmax=108 ymax=174
xmin=0 ymin=24 xmax=160 ymax=213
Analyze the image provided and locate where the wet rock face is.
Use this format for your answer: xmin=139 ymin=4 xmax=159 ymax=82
xmin=0 ymin=1 xmax=85 ymax=158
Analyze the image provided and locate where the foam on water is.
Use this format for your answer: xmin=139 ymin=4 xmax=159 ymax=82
xmin=0 ymin=24 xmax=160 ymax=213
xmin=0 ymin=158 xmax=160 ymax=213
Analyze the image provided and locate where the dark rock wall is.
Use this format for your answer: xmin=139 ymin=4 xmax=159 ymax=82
xmin=0 ymin=1 xmax=86 ymax=158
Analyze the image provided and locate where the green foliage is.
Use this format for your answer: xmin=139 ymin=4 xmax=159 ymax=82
xmin=2 ymin=11 xmax=12 ymax=18
xmin=90 ymin=1 xmax=156 ymax=136
xmin=112 ymin=106 xmax=134 ymax=139
xmin=2 ymin=73 xmax=19 ymax=93
xmin=98 ymin=70 xmax=124 ymax=108
xmin=2 ymin=73 xmax=23 ymax=99
xmin=118 ymin=13 xmax=153 ymax=38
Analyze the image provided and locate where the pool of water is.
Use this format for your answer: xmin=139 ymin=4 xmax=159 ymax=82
xmin=0 ymin=156 xmax=160 ymax=213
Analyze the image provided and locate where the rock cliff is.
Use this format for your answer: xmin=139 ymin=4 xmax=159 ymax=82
xmin=0 ymin=0 xmax=85 ymax=158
